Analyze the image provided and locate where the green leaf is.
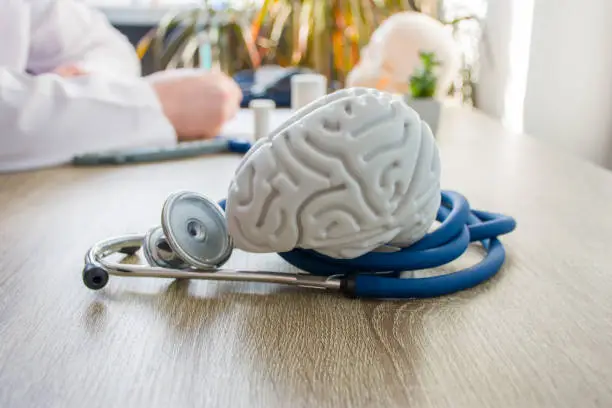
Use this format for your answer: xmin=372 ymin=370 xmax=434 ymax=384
xmin=408 ymin=50 xmax=441 ymax=98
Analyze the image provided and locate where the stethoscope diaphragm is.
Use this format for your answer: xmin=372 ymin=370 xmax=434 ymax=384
xmin=160 ymin=191 xmax=234 ymax=270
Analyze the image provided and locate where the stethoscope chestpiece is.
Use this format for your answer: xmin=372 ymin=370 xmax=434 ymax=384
xmin=142 ymin=226 xmax=191 ymax=269
xmin=159 ymin=191 xmax=234 ymax=270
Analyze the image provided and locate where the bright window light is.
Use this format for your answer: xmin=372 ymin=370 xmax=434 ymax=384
xmin=502 ymin=0 xmax=534 ymax=134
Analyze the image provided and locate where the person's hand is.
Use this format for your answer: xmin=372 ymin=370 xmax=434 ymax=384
xmin=147 ymin=70 xmax=243 ymax=141
xmin=52 ymin=64 xmax=87 ymax=77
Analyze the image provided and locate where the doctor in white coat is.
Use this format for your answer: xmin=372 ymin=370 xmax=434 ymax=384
xmin=0 ymin=0 xmax=243 ymax=173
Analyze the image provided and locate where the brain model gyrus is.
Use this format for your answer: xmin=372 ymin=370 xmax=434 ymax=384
xmin=224 ymin=87 xmax=441 ymax=259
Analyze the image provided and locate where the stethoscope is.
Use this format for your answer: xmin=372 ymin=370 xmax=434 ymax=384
xmin=83 ymin=189 xmax=516 ymax=298
xmin=82 ymin=89 xmax=517 ymax=299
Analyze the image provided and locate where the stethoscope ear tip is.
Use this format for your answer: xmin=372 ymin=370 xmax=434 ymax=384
xmin=83 ymin=263 xmax=109 ymax=290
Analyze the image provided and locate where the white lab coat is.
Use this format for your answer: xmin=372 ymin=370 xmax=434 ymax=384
xmin=0 ymin=0 xmax=177 ymax=173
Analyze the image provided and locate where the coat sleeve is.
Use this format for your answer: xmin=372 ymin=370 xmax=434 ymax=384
xmin=0 ymin=0 xmax=177 ymax=173
xmin=0 ymin=69 xmax=177 ymax=173
xmin=25 ymin=0 xmax=143 ymax=78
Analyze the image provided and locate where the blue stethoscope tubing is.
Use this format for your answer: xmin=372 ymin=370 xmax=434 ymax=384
xmin=219 ymin=190 xmax=516 ymax=299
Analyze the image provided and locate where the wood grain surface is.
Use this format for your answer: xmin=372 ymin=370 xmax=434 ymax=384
xmin=1 ymin=106 xmax=612 ymax=408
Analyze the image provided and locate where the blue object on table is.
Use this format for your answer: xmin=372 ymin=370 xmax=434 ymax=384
xmin=234 ymin=67 xmax=311 ymax=108
xmin=71 ymin=137 xmax=253 ymax=166
xmin=216 ymin=190 xmax=516 ymax=299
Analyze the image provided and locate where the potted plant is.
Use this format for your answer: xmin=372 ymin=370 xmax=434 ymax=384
xmin=404 ymin=50 xmax=443 ymax=136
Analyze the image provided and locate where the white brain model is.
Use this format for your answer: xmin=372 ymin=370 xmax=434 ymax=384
xmin=346 ymin=11 xmax=460 ymax=98
xmin=225 ymin=87 xmax=441 ymax=259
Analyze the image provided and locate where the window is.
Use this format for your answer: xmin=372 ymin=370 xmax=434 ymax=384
xmin=85 ymin=0 xmax=261 ymax=25
xmin=84 ymin=0 xmax=203 ymax=25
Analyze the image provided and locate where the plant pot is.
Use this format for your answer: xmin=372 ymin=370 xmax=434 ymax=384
xmin=403 ymin=97 xmax=441 ymax=137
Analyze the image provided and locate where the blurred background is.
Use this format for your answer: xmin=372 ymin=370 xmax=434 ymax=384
xmin=85 ymin=0 xmax=612 ymax=171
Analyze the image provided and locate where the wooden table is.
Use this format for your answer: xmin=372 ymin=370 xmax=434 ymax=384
xmin=2 ymin=106 xmax=612 ymax=408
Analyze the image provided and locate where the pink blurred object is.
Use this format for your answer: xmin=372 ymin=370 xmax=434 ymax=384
xmin=346 ymin=11 xmax=461 ymax=99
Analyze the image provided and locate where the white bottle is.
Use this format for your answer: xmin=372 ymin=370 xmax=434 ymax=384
xmin=249 ymin=99 xmax=276 ymax=141
xmin=290 ymin=73 xmax=328 ymax=110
